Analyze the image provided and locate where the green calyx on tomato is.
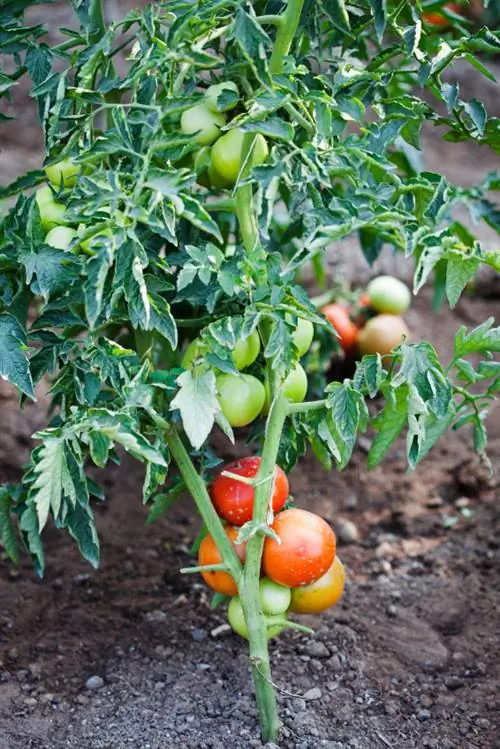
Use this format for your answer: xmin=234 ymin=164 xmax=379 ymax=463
xmin=205 ymin=81 xmax=239 ymax=113
xmin=35 ymin=186 xmax=67 ymax=232
xmin=227 ymin=596 xmax=287 ymax=640
xmin=216 ymin=373 xmax=265 ymax=427
xmin=45 ymin=226 xmax=77 ymax=250
xmin=180 ymin=103 xmax=226 ymax=146
xmin=366 ymin=275 xmax=411 ymax=315
xmin=210 ymin=128 xmax=268 ymax=184
xmin=259 ymin=578 xmax=291 ymax=616
xmin=44 ymin=157 xmax=81 ymax=188
xmin=292 ymin=318 xmax=314 ymax=357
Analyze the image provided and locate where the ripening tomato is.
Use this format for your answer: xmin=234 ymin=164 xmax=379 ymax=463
xmin=289 ymin=556 xmax=345 ymax=614
xmin=211 ymin=128 xmax=268 ymax=184
xmin=180 ymin=103 xmax=226 ymax=146
xmin=366 ymin=275 xmax=411 ymax=315
xmin=357 ymin=314 xmax=410 ymax=357
xmin=205 ymin=81 xmax=239 ymax=112
xmin=227 ymin=596 xmax=287 ymax=640
xmin=198 ymin=525 xmax=245 ymax=596
xmin=263 ymin=508 xmax=336 ymax=588
xmin=423 ymin=3 xmax=461 ymax=27
xmin=45 ymin=226 xmax=76 ymax=250
xmin=259 ymin=577 xmax=292 ymax=615
xmin=321 ymin=303 xmax=359 ymax=352
xmin=45 ymin=157 xmax=81 ymax=188
xmin=211 ymin=456 xmax=289 ymax=526
xmin=216 ymin=373 xmax=265 ymax=427
xmin=36 ymin=186 xmax=67 ymax=232
xmin=292 ymin=318 xmax=314 ymax=357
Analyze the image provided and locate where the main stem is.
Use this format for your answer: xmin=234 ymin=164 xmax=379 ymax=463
xmin=269 ymin=0 xmax=305 ymax=75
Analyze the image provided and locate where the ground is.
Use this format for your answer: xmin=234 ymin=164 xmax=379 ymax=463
xmin=0 ymin=6 xmax=499 ymax=749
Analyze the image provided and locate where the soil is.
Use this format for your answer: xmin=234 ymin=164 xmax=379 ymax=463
xmin=1 ymin=6 xmax=500 ymax=749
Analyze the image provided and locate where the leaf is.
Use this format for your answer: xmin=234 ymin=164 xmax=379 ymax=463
xmin=65 ymin=500 xmax=99 ymax=568
xmin=392 ymin=342 xmax=452 ymax=419
xmin=29 ymin=434 xmax=65 ymax=531
xmin=320 ymin=0 xmax=351 ymax=32
xmin=323 ymin=384 xmax=365 ymax=469
xmin=362 ymin=355 xmax=383 ymax=397
xmin=424 ymin=178 xmax=449 ymax=223
xmin=368 ymin=385 xmax=408 ymax=468
xmin=412 ymin=409 xmax=456 ymax=467
xmin=147 ymin=294 xmax=178 ymax=349
xmin=170 ymin=370 xmax=220 ymax=450
xmin=146 ymin=481 xmax=185 ymax=525
xmin=463 ymin=99 xmax=487 ymax=137
xmin=230 ymin=6 xmax=271 ymax=85
xmin=0 ymin=488 xmax=20 ymax=564
xmin=445 ymin=251 xmax=481 ymax=308
xmin=454 ymin=318 xmax=500 ymax=359
xmin=19 ymin=245 xmax=78 ymax=301
xmin=84 ymin=239 xmax=116 ymax=328
xmin=0 ymin=312 xmax=34 ymax=398
xmin=19 ymin=504 xmax=44 ymax=576
xmin=83 ymin=410 xmax=168 ymax=465
xmin=369 ymin=0 xmax=387 ymax=43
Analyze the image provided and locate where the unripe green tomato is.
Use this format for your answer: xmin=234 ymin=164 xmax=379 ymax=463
xmin=181 ymin=339 xmax=210 ymax=373
xmin=216 ymin=373 xmax=265 ymax=427
xmin=292 ymin=318 xmax=314 ymax=356
xmin=207 ymin=161 xmax=231 ymax=188
xmin=366 ymin=275 xmax=411 ymax=315
xmin=35 ymin=186 xmax=67 ymax=232
xmin=283 ymin=363 xmax=308 ymax=403
xmin=211 ymin=129 xmax=269 ymax=184
xmin=259 ymin=577 xmax=291 ymax=616
xmin=233 ymin=330 xmax=261 ymax=370
xmin=80 ymin=227 xmax=114 ymax=252
xmin=205 ymin=81 xmax=239 ymax=112
xmin=180 ymin=103 xmax=226 ymax=146
xmin=227 ymin=597 xmax=287 ymax=640
xmin=45 ymin=226 xmax=76 ymax=250
xmin=45 ymin=157 xmax=81 ymax=188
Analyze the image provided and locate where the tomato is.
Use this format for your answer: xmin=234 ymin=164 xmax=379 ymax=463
xmin=45 ymin=226 xmax=76 ymax=250
xmin=216 ymin=373 xmax=265 ymax=427
xmin=233 ymin=330 xmax=261 ymax=370
xmin=289 ymin=556 xmax=345 ymax=614
xmin=181 ymin=338 xmax=209 ymax=372
xmin=210 ymin=128 xmax=268 ymax=184
xmin=259 ymin=577 xmax=291 ymax=615
xmin=292 ymin=318 xmax=314 ymax=357
xmin=321 ymin=303 xmax=359 ymax=352
xmin=180 ymin=103 xmax=226 ymax=146
xmin=263 ymin=508 xmax=336 ymax=588
xmin=205 ymin=81 xmax=239 ymax=112
xmin=35 ymin=186 xmax=67 ymax=232
xmin=207 ymin=161 xmax=232 ymax=188
xmin=366 ymin=275 xmax=411 ymax=315
xmin=227 ymin=596 xmax=287 ymax=640
xmin=283 ymin=362 xmax=308 ymax=403
xmin=44 ymin=157 xmax=81 ymax=188
xmin=198 ymin=525 xmax=245 ymax=596
xmin=423 ymin=3 xmax=461 ymax=27
xmin=211 ymin=456 xmax=289 ymax=526
xmin=357 ymin=314 xmax=410 ymax=357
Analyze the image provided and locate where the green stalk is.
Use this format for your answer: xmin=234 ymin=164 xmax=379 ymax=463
xmin=88 ymin=0 xmax=106 ymax=44
xmin=235 ymin=132 xmax=260 ymax=251
xmin=269 ymin=0 xmax=305 ymax=75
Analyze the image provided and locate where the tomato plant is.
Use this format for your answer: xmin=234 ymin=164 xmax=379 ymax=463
xmin=0 ymin=0 xmax=499 ymax=744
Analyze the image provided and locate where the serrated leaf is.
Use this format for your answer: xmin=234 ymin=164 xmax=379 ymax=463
xmin=146 ymin=481 xmax=185 ymax=525
xmin=170 ymin=370 xmax=219 ymax=450
xmin=463 ymin=99 xmax=487 ymax=137
xmin=446 ymin=252 xmax=481 ymax=308
xmin=84 ymin=239 xmax=115 ymax=328
xmin=0 ymin=312 xmax=34 ymax=398
xmin=393 ymin=342 xmax=452 ymax=418
xmin=454 ymin=318 xmax=500 ymax=359
xmin=19 ymin=504 xmax=44 ymax=576
xmin=362 ymin=354 xmax=383 ymax=397
xmin=230 ymin=6 xmax=271 ymax=85
xmin=19 ymin=245 xmax=77 ymax=302
xmin=84 ymin=410 xmax=168 ymax=465
xmin=29 ymin=435 xmax=65 ymax=531
xmin=369 ymin=0 xmax=387 ymax=43
xmin=368 ymin=385 xmax=408 ymax=468
xmin=323 ymin=384 xmax=364 ymax=469
xmin=65 ymin=500 xmax=99 ymax=568
xmin=0 ymin=488 xmax=20 ymax=564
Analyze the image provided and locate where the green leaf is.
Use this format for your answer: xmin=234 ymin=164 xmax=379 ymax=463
xmin=463 ymin=99 xmax=487 ymax=137
xmin=413 ymin=409 xmax=456 ymax=467
xmin=241 ymin=118 xmax=294 ymax=142
xmin=368 ymin=385 xmax=408 ymax=469
xmin=393 ymin=342 xmax=452 ymax=418
xmin=65 ymin=500 xmax=99 ymax=568
xmin=19 ymin=504 xmax=44 ymax=576
xmin=230 ymin=7 xmax=271 ymax=85
xmin=170 ymin=370 xmax=220 ymax=450
xmin=146 ymin=481 xmax=185 ymax=525
xmin=83 ymin=410 xmax=168 ymax=465
xmin=0 ymin=312 xmax=34 ymax=398
xmin=319 ymin=0 xmax=351 ymax=32
xmin=84 ymin=239 xmax=116 ymax=328
xmin=323 ymin=384 xmax=365 ymax=469
xmin=0 ymin=487 xmax=20 ymax=564
xmin=19 ymin=245 xmax=78 ymax=301
xmin=362 ymin=355 xmax=383 ymax=397
xmin=369 ymin=0 xmax=387 ymax=43
xmin=454 ymin=318 xmax=500 ymax=359
xmin=445 ymin=251 xmax=481 ymax=308
xmin=29 ymin=434 xmax=65 ymax=531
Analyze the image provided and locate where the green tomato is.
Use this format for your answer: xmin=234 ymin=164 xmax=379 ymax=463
xmin=80 ymin=228 xmax=114 ymax=252
xmin=216 ymin=373 xmax=265 ymax=427
xmin=283 ymin=363 xmax=308 ymax=403
xmin=210 ymin=129 xmax=269 ymax=184
xmin=181 ymin=339 xmax=210 ymax=373
xmin=259 ymin=577 xmax=291 ymax=616
xmin=207 ymin=161 xmax=231 ymax=188
xmin=227 ymin=597 xmax=287 ymax=640
xmin=292 ymin=318 xmax=314 ymax=357
xmin=233 ymin=330 xmax=261 ymax=370
xmin=45 ymin=226 xmax=76 ymax=250
xmin=35 ymin=186 xmax=67 ymax=232
xmin=44 ymin=157 xmax=81 ymax=188
xmin=180 ymin=103 xmax=226 ymax=146
xmin=366 ymin=275 xmax=411 ymax=315
xmin=205 ymin=81 xmax=239 ymax=112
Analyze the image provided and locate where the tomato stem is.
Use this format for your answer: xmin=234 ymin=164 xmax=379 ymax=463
xmin=269 ymin=0 xmax=306 ymax=76
xmin=287 ymin=399 xmax=327 ymax=414
xmin=235 ymin=133 xmax=260 ymax=251
xmin=220 ymin=470 xmax=257 ymax=486
xmin=180 ymin=563 xmax=228 ymax=574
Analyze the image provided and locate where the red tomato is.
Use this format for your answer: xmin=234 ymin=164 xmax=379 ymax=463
xmin=211 ymin=457 xmax=289 ymax=526
xmin=262 ymin=508 xmax=336 ymax=588
xmin=198 ymin=525 xmax=245 ymax=596
xmin=289 ymin=556 xmax=345 ymax=614
xmin=423 ymin=3 xmax=461 ymax=27
xmin=321 ymin=303 xmax=359 ymax=352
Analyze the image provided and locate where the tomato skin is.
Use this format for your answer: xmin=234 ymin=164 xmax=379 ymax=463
xmin=292 ymin=318 xmax=314 ymax=357
xmin=198 ymin=525 xmax=245 ymax=596
xmin=45 ymin=157 xmax=80 ymax=188
xmin=216 ymin=373 xmax=265 ymax=427
xmin=205 ymin=81 xmax=239 ymax=112
xmin=289 ymin=556 xmax=345 ymax=614
xmin=36 ymin=186 xmax=67 ymax=232
xmin=357 ymin=314 xmax=410 ymax=357
xmin=283 ymin=363 xmax=308 ymax=403
xmin=233 ymin=330 xmax=261 ymax=370
xmin=321 ymin=303 xmax=359 ymax=352
xmin=211 ymin=456 xmax=289 ymax=526
xmin=180 ymin=103 xmax=226 ymax=146
xmin=228 ymin=596 xmax=287 ymax=640
xmin=366 ymin=275 xmax=411 ymax=315
xmin=45 ymin=226 xmax=76 ymax=250
xmin=211 ymin=129 xmax=268 ymax=184
xmin=423 ymin=3 xmax=461 ymax=27
xmin=259 ymin=577 xmax=291 ymax=615
xmin=263 ymin=509 xmax=336 ymax=588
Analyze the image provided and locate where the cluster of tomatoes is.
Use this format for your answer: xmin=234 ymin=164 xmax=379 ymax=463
xmin=35 ymin=159 xmax=81 ymax=251
xmin=198 ymin=456 xmax=345 ymax=639
xmin=180 ymin=82 xmax=268 ymax=188
xmin=321 ymin=275 xmax=411 ymax=362
xmin=182 ymin=317 xmax=314 ymax=428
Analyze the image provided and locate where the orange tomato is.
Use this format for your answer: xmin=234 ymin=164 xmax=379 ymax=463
xmin=321 ymin=303 xmax=359 ymax=352
xmin=357 ymin=314 xmax=410 ymax=358
xmin=262 ymin=508 xmax=336 ymax=588
xmin=198 ymin=525 xmax=245 ymax=596
xmin=423 ymin=3 xmax=461 ymax=27
xmin=289 ymin=556 xmax=345 ymax=614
